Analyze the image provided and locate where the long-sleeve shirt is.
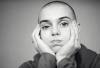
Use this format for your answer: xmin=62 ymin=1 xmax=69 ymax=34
xmin=19 ymin=44 xmax=100 ymax=68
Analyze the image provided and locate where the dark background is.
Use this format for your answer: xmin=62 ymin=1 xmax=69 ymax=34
xmin=0 ymin=0 xmax=100 ymax=68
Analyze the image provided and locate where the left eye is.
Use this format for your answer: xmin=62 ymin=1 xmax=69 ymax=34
xmin=60 ymin=22 xmax=68 ymax=27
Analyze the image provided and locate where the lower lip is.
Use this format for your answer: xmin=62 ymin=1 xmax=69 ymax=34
xmin=51 ymin=40 xmax=62 ymax=43
xmin=52 ymin=44 xmax=62 ymax=47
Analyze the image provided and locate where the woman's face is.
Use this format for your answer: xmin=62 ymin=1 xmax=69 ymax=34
xmin=39 ymin=4 xmax=74 ymax=53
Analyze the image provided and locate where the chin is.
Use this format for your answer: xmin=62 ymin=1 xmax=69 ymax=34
xmin=52 ymin=46 xmax=61 ymax=53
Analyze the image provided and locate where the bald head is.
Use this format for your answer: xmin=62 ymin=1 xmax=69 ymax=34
xmin=39 ymin=1 xmax=76 ymax=23
xmin=37 ymin=1 xmax=78 ymax=53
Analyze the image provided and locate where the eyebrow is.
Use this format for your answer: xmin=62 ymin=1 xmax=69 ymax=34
xmin=39 ymin=20 xmax=48 ymax=24
xmin=59 ymin=16 xmax=71 ymax=20
xmin=39 ymin=16 xmax=71 ymax=24
xmin=39 ymin=20 xmax=52 ymax=25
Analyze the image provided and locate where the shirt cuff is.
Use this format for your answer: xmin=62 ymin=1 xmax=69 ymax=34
xmin=57 ymin=57 xmax=76 ymax=68
xmin=38 ymin=53 xmax=56 ymax=68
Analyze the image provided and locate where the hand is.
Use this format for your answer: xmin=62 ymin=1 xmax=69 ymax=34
xmin=56 ymin=21 xmax=81 ymax=63
xmin=32 ymin=25 xmax=55 ymax=56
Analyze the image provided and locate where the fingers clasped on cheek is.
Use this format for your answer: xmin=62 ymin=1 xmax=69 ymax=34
xmin=71 ymin=22 xmax=81 ymax=50
xmin=34 ymin=25 xmax=40 ymax=38
xmin=32 ymin=25 xmax=41 ymax=52
xmin=32 ymin=25 xmax=55 ymax=55
xmin=73 ymin=23 xmax=81 ymax=49
xmin=69 ymin=24 xmax=75 ymax=44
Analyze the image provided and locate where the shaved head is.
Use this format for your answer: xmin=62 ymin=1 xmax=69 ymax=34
xmin=38 ymin=1 xmax=78 ymax=53
xmin=39 ymin=1 xmax=77 ymax=22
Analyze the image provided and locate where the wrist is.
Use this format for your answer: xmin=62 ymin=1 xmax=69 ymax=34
xmin=57 ymin=56 xmax=76 ymax=68
xmin=56 ymin=55 xmax=73 ymax=64
xmin=56 ymin=56 xmax=66 ymax=64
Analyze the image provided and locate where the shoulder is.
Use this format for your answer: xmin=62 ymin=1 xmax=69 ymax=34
xmin=76 ymin=44 xmax=97 ymax=61
xmin=91 ymin=54 xmax=100 ymax=68
xmin=19 ymin=60 xmax=34 ymax=68
xmin=79 ymin=44 xmax=97 ymax=58
xmin=19 ymin=53 xmax=41 ymax=68
xmin=76 ymin=44 xmax=100 ymax=68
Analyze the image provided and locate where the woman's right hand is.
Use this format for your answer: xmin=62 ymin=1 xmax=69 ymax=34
xmin=32 ymin=25 xmax=55 ymax=56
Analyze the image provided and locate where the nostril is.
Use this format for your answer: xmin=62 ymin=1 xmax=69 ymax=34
xmin=52 ymin=34 xmax=55 ymax=36
xmin=52 ymin=33 xmax=59 ymax=36
xmin=51 ymin=27 xmax=60 ymax=36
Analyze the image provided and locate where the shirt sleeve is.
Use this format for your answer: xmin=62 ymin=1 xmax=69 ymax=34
xmin=37 ymin=53 xmax=56 ymax=68
xmin=19 ymin=61 xmax=35 ymax=68
xmin=19 ymin=53 xmax=56 ymax=68
xmin=57 ymin=56 xmax=77 ymax=68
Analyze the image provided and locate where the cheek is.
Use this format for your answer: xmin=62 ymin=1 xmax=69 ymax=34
xmin=60 ymin=27 xmax=70 ymax=43
xmin=41 ymin=30 xmax=51 ymax=44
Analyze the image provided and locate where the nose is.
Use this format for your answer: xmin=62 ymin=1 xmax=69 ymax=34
xmin=51 ymin=26 xmax=60 ymax=36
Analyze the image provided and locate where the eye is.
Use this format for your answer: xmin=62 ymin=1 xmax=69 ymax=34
xmin=41 ymin=25 xmax=50 ymax=30
xmin=60 ymin=21 xmax=69 ymax=27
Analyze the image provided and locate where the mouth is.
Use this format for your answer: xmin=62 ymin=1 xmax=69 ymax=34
xmin=51 ymin=40 xmax=62 ymax=43
xmin=50 ymin=39 xmax=63 ymax=48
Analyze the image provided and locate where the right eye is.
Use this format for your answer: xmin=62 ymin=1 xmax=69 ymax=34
xmin=41 ymin=25 xmax=50 ymax=30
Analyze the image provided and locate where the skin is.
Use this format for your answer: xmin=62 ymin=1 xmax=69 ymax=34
xmin=32 ymin=3 xmax=81 ymax=63
xmin=39 ymin=4 xmax=76 ymax=53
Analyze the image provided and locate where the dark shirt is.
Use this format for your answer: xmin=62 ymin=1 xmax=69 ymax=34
xmin=19 ymin=44 xmax=100 ymax=68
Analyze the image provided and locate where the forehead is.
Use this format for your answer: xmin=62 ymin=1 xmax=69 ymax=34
xmin=39 ymin=4 xmax=74 ymax=21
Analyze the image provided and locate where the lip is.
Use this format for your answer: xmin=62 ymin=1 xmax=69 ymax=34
xmin=51 ymin=40 xmax=62 ymax=43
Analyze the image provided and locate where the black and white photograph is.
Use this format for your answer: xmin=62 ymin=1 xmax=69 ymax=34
xmin=1 ymin=0 xmax=100 ymax=68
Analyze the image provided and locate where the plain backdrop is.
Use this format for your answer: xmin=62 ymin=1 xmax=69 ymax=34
xmin=0 ymin=0 xmax=100 ymax=68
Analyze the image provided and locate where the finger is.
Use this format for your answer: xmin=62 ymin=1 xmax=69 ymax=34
xmin=32 ymin=25 xmax=40 ymax=52
xmin=68 ymin=23 xmax=76 ymax=45
xmin=32 ymin=25 xmax=39 ymax=42
xmin=32 ymin=25 xmax=40 ymax=43
xmin=74 ymin=23 xmax=78 ymax=40
xmin=34 ymin=25 xmax=41 ymax=43
xmin=34 ymin=25 xmax=55 ymax=55
xmin=34 ymin=25 xmax=41 ymax=52
xmin=32 ymin=27 xmax=37 ymax=45
xmin=34 ymin=25 xmax=42 ymax=52
xmin=72 ymin=22 xmax=81 ymax=49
